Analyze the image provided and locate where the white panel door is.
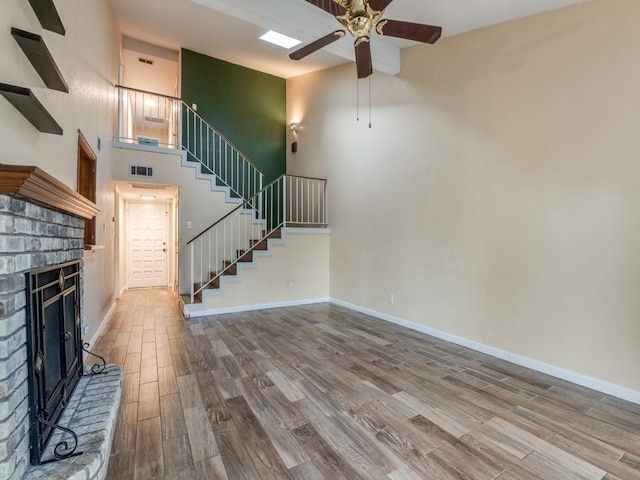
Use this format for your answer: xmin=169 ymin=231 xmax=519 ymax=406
xmin=127 ymin=202 xmax=168 ymax=288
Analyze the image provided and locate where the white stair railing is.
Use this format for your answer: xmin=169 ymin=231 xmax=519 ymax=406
xmin=182 ymin=103 xmax=263 ymax=201
xmin=115 ymin=85 xmax=181 ymax=149
xmin=114 ymin=85 xmax=263 ymax=201
xmin=188 ymin=175 xmax=327 ymax=303
xmin=286 ymin=175 xmax=328 ymax=227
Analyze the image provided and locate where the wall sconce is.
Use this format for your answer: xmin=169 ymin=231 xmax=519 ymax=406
xmin=289 ymin=122 xmax=300 ymax=154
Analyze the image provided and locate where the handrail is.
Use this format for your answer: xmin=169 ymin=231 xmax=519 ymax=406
xmin=188 ymin=174 xmax=328 ymax=303
xmin=181 ymin=102 xmax=262 ymax=173
xmin=186 ymin=174 xmax=285 ymax=244
xmin=286 ymin=174 xmax=328 ymax=182
xmin=189 ymin=176 xmax=286 ymax=302
xmin=115 ymin=84 xmax=181 ymax=101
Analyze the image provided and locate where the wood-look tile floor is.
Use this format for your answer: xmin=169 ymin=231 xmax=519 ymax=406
xmin=98 ymin=289 xmax=640 ymax=480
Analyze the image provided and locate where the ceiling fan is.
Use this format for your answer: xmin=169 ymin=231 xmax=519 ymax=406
xmin=290 ymin=0 xmax=442 ymax=79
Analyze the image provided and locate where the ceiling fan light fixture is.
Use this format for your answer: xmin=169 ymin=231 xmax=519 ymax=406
xmin=260 ymin=30 xmax=302 ymax=50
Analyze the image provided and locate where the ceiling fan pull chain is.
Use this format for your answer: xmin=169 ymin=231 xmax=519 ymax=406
xmin=356 ymin=77 xmax=360 ymax=121
xmin=369 ymin=75 xmax=372 ymax=129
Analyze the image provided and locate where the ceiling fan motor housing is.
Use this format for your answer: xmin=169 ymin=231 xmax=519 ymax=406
xmin=337 ymin=0 xmax=383 ymax=38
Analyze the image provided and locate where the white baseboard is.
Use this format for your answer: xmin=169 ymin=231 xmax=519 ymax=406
xmin=330 ymin=298 xmax=640 ymax=405
xmin=186 ymin=297 xmax=330 ymax=318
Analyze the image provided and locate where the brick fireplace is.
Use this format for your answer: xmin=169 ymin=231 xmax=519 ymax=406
xmin=0 ymin=166 xmax=121 ymax=480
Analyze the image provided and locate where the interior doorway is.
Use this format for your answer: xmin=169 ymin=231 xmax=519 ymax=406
xmin=114 ymin=182 xmax=179 ymax=297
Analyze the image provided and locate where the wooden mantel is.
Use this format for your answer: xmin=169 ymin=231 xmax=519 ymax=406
xmin=0 ymin=165 xmax=100 ymax=219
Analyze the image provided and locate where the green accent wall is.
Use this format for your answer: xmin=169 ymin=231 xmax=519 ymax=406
xmin=181 ymin=49 xmax=286 ymax=185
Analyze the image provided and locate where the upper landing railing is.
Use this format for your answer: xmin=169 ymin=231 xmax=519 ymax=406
xmin=114 ymin=85 xmax=263 ymax=201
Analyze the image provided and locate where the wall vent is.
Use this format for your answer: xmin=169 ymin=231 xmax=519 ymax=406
xmin=138 ymin=57 xmax=154 ymax=65
xmin=137 ymin=137 xmax=159 ymax=147
xmin=130 ymin=165 xmax=153 ymax=177
xmin=144 ymin=116 xmax=164 ymax=124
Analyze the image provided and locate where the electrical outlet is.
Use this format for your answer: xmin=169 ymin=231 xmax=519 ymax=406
xmin=186 ymin=221 xmax=193 ymax=230
xmin=82 ymin=324 xmax=90 ymax=335
xmin=288 ymin=281 xmax=294 ymax=290
xmin=388 ymin=294 xmax=395 ymax=305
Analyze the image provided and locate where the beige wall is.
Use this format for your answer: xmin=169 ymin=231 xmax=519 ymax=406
xmin=196 ymin=231 xmax=330 ymax=313
xmin=287 ymin=0 xmax=640 ymax=391
xmin=1 ymin=0 xmax=120 ymax=343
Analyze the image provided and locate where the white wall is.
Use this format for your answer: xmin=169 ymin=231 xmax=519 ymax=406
xmin=111 ymin=146 xmax=240 ymax=292
xmin=287 ymin=0 xmax=640 ymax=392
xmin=122 ymin=37 xmax=179 ymax=97
xmin=1 ymin=0 xmax=120 ymax=343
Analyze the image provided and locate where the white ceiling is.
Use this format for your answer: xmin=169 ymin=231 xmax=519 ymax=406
xmin=110 ymin=0 xmax=587 ymax=79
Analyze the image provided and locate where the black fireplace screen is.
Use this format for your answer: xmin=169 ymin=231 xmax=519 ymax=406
xmin=25 ymin=260 xmax=84 ymax=465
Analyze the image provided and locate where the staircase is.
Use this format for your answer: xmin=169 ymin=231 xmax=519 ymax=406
xmin=114 ymin=86 xmax=328 ymax=312
xmin=185 ymin=174 xmax=327 ymax=307
xmin=115 ymin=85 xmax=264 ymax=201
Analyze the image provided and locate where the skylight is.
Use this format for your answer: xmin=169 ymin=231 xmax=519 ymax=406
xmin=259 ymin=30 xmax=302 ymax=50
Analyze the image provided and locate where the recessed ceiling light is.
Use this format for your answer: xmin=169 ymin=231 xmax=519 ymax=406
xmin=259 ymin=30 xmax=302 ymax=50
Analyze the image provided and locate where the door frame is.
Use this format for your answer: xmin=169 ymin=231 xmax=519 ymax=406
xmin=113 ymin=183 xmax=180 ymax=298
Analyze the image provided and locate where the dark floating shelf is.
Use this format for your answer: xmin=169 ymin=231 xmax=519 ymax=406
xmin=11 ymin=28 xmax=69 ymax=93
xmin=27 ymin=0 xmax=65 ymax=35
xmin=0 ymin=83 xmax=63 ymax=135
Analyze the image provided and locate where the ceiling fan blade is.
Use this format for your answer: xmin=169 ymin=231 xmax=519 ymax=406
xmin=304 ymin=0 xmax=347 ymax=17
xmin=355 ymin=37 xmax=373 ymax=79
xmin=368 ymin=0 xmax=395 ymax=12
xmin=289 ymin=30 xmax=346 ymax=61
xmin=376 ymin=19 xmax=442 ymax=44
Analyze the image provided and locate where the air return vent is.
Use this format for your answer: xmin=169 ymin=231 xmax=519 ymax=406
xmin=130 ymin=165 xmax=153 ymax=177
xmin=137 ymin=137 xmax=159 ymax=147
xmin=138 ymin=57 xmax=154 ymax=65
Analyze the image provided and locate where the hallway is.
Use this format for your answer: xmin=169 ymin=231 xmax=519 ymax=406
xmin=97 ymin=289 xmax=640 ymax=479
